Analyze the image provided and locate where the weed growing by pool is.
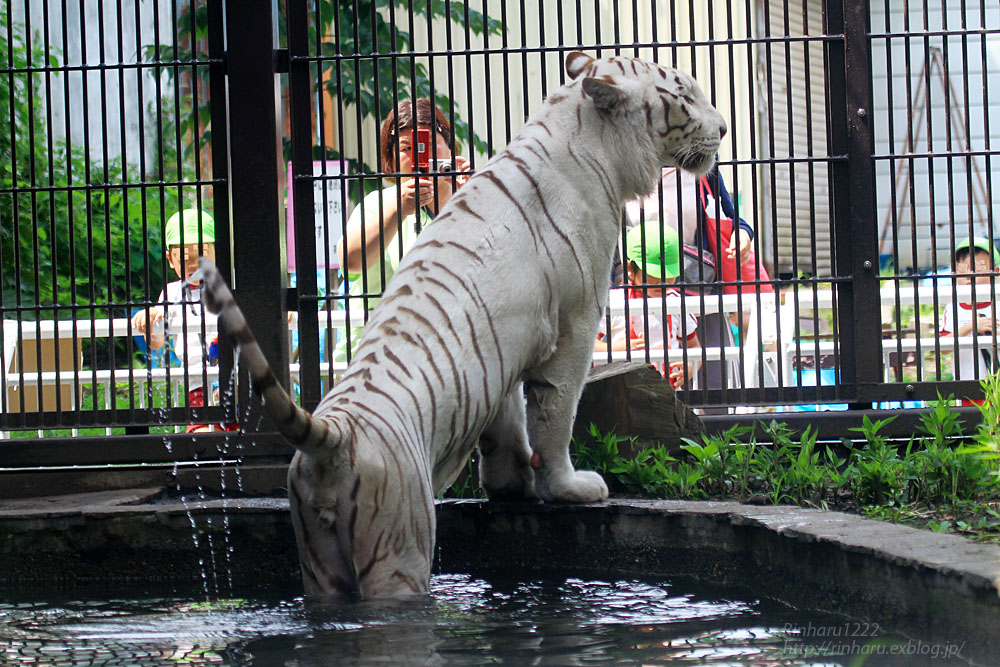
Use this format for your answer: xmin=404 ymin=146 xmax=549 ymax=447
xmin=570 ymin=393 xmax=1000 ymax=544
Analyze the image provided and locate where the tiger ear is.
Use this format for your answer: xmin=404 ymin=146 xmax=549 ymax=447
xmin=582 ymin=77 xmax=628 ymax=111
xmin=565 ymin=51 xmax=594 ymax=80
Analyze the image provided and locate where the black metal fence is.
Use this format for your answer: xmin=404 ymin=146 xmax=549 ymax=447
xmin=2 ymin=0 xmax=999 ymax=470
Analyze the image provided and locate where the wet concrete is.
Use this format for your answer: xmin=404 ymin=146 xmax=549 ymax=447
xmin=0 ymin=491 xmax=997 ymax=661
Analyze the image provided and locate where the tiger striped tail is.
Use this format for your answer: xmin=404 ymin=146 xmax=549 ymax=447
xmin=195 ymin=257 xmax=337 ymax=459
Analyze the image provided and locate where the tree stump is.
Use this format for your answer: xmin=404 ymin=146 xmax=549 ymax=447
xmin=572 ymin=361 xmax=704 ymax=458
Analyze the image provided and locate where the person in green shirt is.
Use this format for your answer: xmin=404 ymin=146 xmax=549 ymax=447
xmin=334 ymin=99 xmax=471 ymax=361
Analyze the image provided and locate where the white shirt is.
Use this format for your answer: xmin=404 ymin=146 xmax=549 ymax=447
xmin=598 ymin=288 xmax=699 ymax=353
xmin=159 ymin=280 xmax=218 ymax=391
xmin=940 ymin=300 xmax=997 ymax=381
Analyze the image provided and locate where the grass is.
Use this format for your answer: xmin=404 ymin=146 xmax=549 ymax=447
xmin=568 ymin=392 xmax=1000 ymax=545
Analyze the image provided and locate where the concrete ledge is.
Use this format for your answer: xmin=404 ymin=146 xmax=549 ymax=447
xmin=1 ymin=493 xmax=997 ymax=660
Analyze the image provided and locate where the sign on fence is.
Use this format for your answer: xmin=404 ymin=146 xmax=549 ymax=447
xmin=286 ymin=161 xmax=346 ymax=271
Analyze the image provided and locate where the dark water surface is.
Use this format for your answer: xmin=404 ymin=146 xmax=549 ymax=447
xmin=0 ymin=573 xmax=953 ymax=665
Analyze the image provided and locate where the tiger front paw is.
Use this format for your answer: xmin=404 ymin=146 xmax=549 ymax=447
xmin=538 ymin=469 xmax=609 ymax=504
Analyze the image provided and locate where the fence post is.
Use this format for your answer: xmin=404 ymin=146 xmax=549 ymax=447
xmin=286 ymin=0 xmax=321 ymax=411
xmin=828 ymin=0 xmax=883 ymax=407
xmin=223 ymin=0 xmax=290 ymax=419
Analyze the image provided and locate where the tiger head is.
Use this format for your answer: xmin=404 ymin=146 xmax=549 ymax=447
xmin=565 ymin=51 xmax=726 ymax=178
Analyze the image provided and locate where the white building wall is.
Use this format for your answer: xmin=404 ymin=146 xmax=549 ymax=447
xmin=13 ymin=1 xmax=178 ymax=174
xmin=870 ymin=0 xmax=1000 ymax=270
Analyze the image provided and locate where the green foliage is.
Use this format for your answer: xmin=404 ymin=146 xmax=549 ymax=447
xmin=847 ymin=415 xmax=908 ymax=505
xmin=443 ymin=452 xmax=485 ymax=499
xmin=965 ymin=373 xmax=1000 ymax=477
xmin=571 ymin=406 xmax=1000 ymax=543
xmin=572 ymin=423 xmax=626 ymax=477
xmin=2 ymin=15 xmax=174 ymax=318
xmin=612 ymin=446 xmax=685 ymax=497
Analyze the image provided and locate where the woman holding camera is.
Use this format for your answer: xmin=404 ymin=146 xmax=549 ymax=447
xmin=334 ymin=98 xmax=471 ymax=361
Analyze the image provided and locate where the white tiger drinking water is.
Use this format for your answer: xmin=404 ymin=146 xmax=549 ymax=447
xmin=196 ymin=51 xmax=726 ymax=598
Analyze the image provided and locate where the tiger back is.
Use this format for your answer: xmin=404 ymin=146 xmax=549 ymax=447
xmin=198 ymin=50 xmax=725 ymax=598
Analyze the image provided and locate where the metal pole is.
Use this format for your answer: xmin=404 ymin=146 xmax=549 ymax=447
xmin=223 ymin=0 xmax=290 ymax=421
xmin=286 ymin=0 xmax=321 ymax=410
xmin=828 ymin=0 xmax=883 ymax=407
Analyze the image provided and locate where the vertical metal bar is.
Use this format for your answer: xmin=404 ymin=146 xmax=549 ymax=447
xmin=24 ymin=2 xmax=43 ymax=415
xmin=115 ymin=0 xmax=138 ymax=419
xmin=287 ymin=0 xmax=320 ymax=410
xmin=207 ymin=0 xmax=234 ymax=423
xmin=831 ymin=0 xmax=882 ymax=406
xmin=187 ymin=0 xmax=211 ymax=412
xmin=170 ymin=0 xmax=190 ymax=418
xmin=482 ymin=0 xmax=495 ymax=159
xmin=224 ymin=0 xmax=290 ymax=418
xmin=97 ymin=0 xmax=117 ymax=422
xmin=761 ymin=0 xmax=789 ymax=404
xmin=801 ymin=3 xmax=826 ymax=403
xmin=40 ymin=0 xmax=63 ymax=418
xmin=739 ymin=0 xmax=767 ymax=393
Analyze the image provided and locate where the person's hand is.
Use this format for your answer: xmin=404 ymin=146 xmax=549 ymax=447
xmin=628 ymin=333 xmax=646 ymax=351
xmin=667 ymin=361 xmax=688 ymax=388
xmin=453 ymin=156 xmax=473 ymax=188
xmin=398 ymin=175 xmax=437 ymax=217
xmin=974 ymin=314 xmax=999 ymax=334
xmin=131 ymin=306 xmax=164 ymax=335
xmin=726 ymin=228 xmax=753 ymax=264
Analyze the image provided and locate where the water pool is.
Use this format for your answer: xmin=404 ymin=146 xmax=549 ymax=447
xmin=0 ymin=573 xmax=923 ymax=665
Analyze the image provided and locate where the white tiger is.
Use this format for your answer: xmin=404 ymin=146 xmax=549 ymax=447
xmin=197 ymin=51 xmax=725 ymax=598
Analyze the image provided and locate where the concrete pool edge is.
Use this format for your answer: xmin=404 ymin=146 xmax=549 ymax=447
xmin=1 ymin=493 xmax=997 ymax=659
xmin=436 ymin=499 xmax=1000 ymax=659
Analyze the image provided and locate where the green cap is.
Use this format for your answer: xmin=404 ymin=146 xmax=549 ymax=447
xmin=165 ymin=208 xmax=215 ymax=247
xmin=625 ymin=222 xmax=680 ymax=280
xmin=956 ymin=236 xmax=1000 ymax=267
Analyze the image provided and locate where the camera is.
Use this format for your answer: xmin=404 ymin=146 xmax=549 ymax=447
xmin=427 ymin=158 xmax=455 ymax=173
xmin=412 ymin=128 xmax=431 ymax=170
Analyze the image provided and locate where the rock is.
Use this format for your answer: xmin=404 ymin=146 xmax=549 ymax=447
xmin=573 ymin=361 xmax=704 ymax=457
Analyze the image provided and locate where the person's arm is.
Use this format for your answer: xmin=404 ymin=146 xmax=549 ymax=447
xmin=711 ymin=169 xmax=753 ymax=241
xmin=953 ymin=314 xmax=997 ymax=337
xmin=668 ymin=330 xmax=701 ymax=389
xmin=707 ymin=168 xmax=755 ymax=264
xmin=595 ymin=315 xmax=640 ymax=352
xmin=337 ymin=187 xmax=408 ymax=275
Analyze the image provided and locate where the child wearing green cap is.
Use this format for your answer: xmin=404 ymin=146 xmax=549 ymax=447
xmin=940 ymin=236 xmax=1000 ymax=395
xmin=131 ymin=208 xmax=230 ymax=432
xmin=596 ymin=222 xmax=701 ymax=389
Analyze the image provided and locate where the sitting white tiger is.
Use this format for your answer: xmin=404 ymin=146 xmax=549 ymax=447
xmin=197 ymin=51 xmax=725 ymax=598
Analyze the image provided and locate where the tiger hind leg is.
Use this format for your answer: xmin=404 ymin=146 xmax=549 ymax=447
xmin=477 ymin=384 xmax=537 ymax=500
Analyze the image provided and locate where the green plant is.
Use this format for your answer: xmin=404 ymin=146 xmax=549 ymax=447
xmin=681 ymin=424 xmax=750 ymax=495
xmin=443 ymin=453 xmax=485 ymax=499
xmin=848 ymin=415 xmax=909 ymax=506
xmin=611 ymin=445 xmax=678 ymax=497
xmin=964 ymin=373 xmax=1000 ymax=481
xmin=783 ymin=426 xmax=827 ymax=503
xmin=658 ymin=460 xmax=707 ymax=499
xmin=572 ymin=423 xmax=630 ymax=477
xmin=916 ymin=393 xmax=965 ymax=446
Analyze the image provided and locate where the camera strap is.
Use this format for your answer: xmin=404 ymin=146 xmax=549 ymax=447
xmin=416 ymin=205 xmax=436 ymax=234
